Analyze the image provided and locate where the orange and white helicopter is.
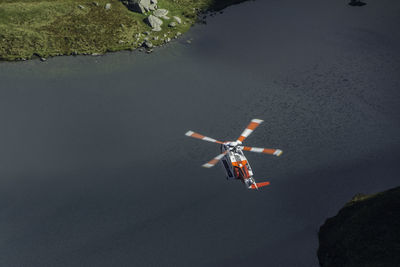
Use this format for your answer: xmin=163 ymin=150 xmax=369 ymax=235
xmin=185 ymin=119 xmax=283 ymax=190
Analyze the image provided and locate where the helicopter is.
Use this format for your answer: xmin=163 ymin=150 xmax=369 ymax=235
xmin=185 ymin=119 xmax=283 ymax=190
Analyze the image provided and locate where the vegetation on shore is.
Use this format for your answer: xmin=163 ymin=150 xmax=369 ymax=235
xmin=0 ymin=0 xmax=248 ymax=61
xmin=318 ymin=186 xmax=400 ymax=267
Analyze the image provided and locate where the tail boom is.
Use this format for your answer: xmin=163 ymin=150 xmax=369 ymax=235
xmin=250 ymin=181 xmax=270 ymax=189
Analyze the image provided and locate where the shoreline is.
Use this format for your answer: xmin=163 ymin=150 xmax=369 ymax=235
xmin=0 ymin=0 xmax=249 ymax=62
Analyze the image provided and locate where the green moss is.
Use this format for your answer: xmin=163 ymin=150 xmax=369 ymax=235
xmin=0 ymin=0 xmax=247 ymax=60
xmin=318 ymin=186 xmax=400 ymax=267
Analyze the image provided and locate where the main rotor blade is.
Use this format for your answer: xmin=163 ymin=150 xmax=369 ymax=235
xmin=237 ymin=119 xmax=264 ymax=143
xmin=202 ymin=152 xmax=227 ymax=168
xmin=242 ymin=146 xmax=283 ymax=156
xmin=185 ymin=131 xmax=223 ymax=144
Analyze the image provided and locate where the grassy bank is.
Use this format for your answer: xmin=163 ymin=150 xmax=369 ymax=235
xmin=0 ymin=0 xmax=248 ymax=61
xmin=318 ymin=186 xmax=400 ymax=267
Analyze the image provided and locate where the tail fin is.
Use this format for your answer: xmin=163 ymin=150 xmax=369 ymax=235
xmin=250 ymin=181 xmax=270 ymax=189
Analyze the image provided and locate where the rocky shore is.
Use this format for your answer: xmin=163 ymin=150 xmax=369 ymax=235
xmin=0 ymin=0 xmax=249 ymax=61
xmin=318 ymin=186 xmax=400 ymax=267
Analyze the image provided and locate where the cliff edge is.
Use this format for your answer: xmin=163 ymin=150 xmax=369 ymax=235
xmin=318 ymin=186 xmax=400 ymax=267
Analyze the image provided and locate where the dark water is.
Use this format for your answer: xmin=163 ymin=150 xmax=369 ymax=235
xmin=1 ymin=0 xmax=399 ymax=266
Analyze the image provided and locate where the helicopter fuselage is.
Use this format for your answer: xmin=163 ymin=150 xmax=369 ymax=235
xmin=220 ymin=142 xmax=257 ymax=188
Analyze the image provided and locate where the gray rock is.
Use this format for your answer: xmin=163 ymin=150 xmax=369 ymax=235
xmin=153 ymin=9 xmax=169 ymax=19
xmin=146 ymin=15 xmax=163 ymax=31
xmin=105 ymin=3 xmax=111 ymax=10
xmin=92 ymin=1 xmax=99 ymax=6
xmin=78 ymin=4 xmax=85 ymax=9
xmin=148 ymin=3 xmax=157 ymax=11
xmin=143 ymin=40 xmax=153 ymax=48
xmin=153 ymin=8 xmax=168 ymax=17
xmin=40 ymin=57 xmax=47 ymax=62
xmin=173 ymin=16 xmax=182 ymax=24
xmin=168 ymin=22 xmax=176 ymax=28
xmin=123 ymin=0 xmax=157 ymax=13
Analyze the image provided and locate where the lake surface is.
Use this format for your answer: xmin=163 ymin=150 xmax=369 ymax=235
xmin=0 ymin=0 xmax=399 ymax=266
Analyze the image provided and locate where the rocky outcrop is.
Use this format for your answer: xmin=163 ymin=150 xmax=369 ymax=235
xmin=145 ymin=15 xmax=163 ymax=31
xmin=318 ymin=187 xmax=400 ymax=267
xmin=120 ymin=0 xmax=185 ymax=32
xmin=121 ymin=0 xmax=157 ymax=13
xmin=121 ymin=0 xmax=173 ymax=31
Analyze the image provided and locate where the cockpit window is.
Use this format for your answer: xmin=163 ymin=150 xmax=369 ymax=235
xmin=246 ymin=163 xmax=251 ymax=170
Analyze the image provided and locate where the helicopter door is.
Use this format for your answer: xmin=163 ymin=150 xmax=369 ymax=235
xmin=222 ymin=160 xmax=233 ymax=178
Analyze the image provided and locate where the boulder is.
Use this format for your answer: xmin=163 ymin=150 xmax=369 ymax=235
xmin=105 ymin=3 xmax=111 ymax=10
xmin=143 ymin=40 xmax=153 ymax=48
xmin=173 ymin=16 xmax=182 ymax=24
xmin=145 ymin=15 xmax=163 ymax=31
xmin=148 ymin=0 xmax=157 ymax=11
xmin=153 ymin=9 xmax=169 ymax=19
xmin=168 ymin=22 xmax=176 ymax=28
xmin=122 ymin=0 xmax=157 ymax=13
